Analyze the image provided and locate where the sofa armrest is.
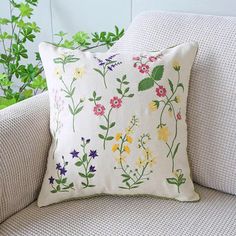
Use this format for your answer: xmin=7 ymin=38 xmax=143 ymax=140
xmin=0 ymin=92 xmax=51 ymax=223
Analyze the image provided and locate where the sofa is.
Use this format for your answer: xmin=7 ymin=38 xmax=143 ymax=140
xmin=0 ymin=11 xmax=236 ymax=236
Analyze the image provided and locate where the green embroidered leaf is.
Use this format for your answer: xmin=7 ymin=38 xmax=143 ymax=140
xmin=87 ymin=173 xmax=95 ymax=178
xmin=98 ymin=134 xmax=105 ymax=139
xmin=128 ymin=93 xmax=134 ymax=97
xmin=117 ymin=88 xmax=122 ymax=94
xmin=56 ymin=185 xmax=61 ymax=191
xmin=99 ymin=125 xmax=108 ymax=130
xmin=125 ymin=181 xmax=131 ymax=188
xmin=75 ymin=106 xmax=83 ymax=114
xmin=79 ymin=172 xmax=86 ymax=178
xmin=130 ymin=185 xmax=139 ymax=189
xmin=124 ymin=87 xmax=130 ymax=93
xmin=68 ymin=104 xmax=74 ymax=115
xmin=106 ymin=136 xmax=114 ymax=141
xmin=135 ymin=181 xmax=144 ymax=185
xmin=69 ymin=182 xmax=74 ymax=188
xmin=75 ymin=161 xmax=83 ymax=167
xmin=93 ymin=91 xmax=96 ymax=98
xmin=121 ymin=174 xmax=130 ymax=178
xmin=119 ymin=186 xmax=129 ymax=189
xmin=96 ymin=96 xmax=102 ymax=101
xmin=122 ymin=178 xmax=130 ymax=182
xmin=138 ymin=78 xmax=154 ymax=91
xmin=168 ymin=79 xmax=174 ymax=93
xmin=61 ymin=178 xmax=67 ymax=184
xmin=51 ymin=190 xmax=57 ymax=193
xmin=151 ymin=65 xmax=164 ymax=81
xmin=116 ymin=78 xmax=121 ymax=83
xmin=88 ymin=184 xmax=95 ymax=187
xmin=122 ymin=74 xmax=127 ymax=81
xmin=88 ymin=98 xmax=94 ymax=102
xmin=93 ymin=68 xmax=103 ymax=77
xmin=82 ymin=154 xmax=87 ymax=162
xmin=109 ymin=122 xmax=115 ymax=128
xmin=177 ymin=83 xmax=184 ymax=91
xmin=71 ymin=87 xmax=75 ymax=96
xmin=81 ymin=182 xmax=87 ymax=187
xmin=123 ymin=81 xmax=129 ymax=85
xmin=53 ymin=58 xmax=63 ymax=64
xmin=173 ymin=143 xmax=180 ymax=159
xmin=55 ymin=179 xmax=61 ymax=184
xmin=166 ymin=178 xmax=178 ymax=185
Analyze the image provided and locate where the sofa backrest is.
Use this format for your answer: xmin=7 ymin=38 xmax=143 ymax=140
xmin=110 ymin=11 xmax=236 ymax=195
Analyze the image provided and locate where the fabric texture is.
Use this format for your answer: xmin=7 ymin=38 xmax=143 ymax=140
xmin=110 ymin=11 xmax=236 ymax=195
xmin=38 ymin=42 xmax=199 ymax=207
xmin=0 ymin=93 xmax=51 ymax=223
xmin=0 ymin=184 xmax=236 ymax=236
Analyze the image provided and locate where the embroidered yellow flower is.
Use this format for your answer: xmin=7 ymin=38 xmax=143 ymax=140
xmin=124 ymin=145 xmax=130 ymax=154
xmin=54 ymin=67 xmax=62 ymax=78
xmin=126 ymin=135 xmax=133 ymax=144
xmin=158 ymin=126 xmax=170 ymax=142
xmin=148 ymin=101 xmax=158 ymax=111
xmin=175 ymin=96 xmax=181 ymax=103
xmin=136 ymin=157 xmax=146 ymax=168
xmin=143 ymin=148 xmax=152 ymax=158
xmin=172 ymin=60 xmax=181 ymax=71
xmin=74 ymin=67 xmax=85 ymax=79
xmin=115 ymin=155 xmax=126 ymax=164
xmin=112 ymin=144 xmax=119 ymax=152
xmin=148 ymin=157 xmax=157 ymax=167
xmin=115 ymin=133 xmax=122 ymax=141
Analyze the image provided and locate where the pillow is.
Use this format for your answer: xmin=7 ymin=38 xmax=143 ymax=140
xmin=38 ymin=41 xmax=199 ymax=207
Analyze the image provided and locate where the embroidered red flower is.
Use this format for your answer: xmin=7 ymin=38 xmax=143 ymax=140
xmin=93 ymin=104 xmax=105 ymax=116
xmin=156 ymin=86 xmax=167 ymax=97
xmin=110 ymin=96 xmax=122 ymax=108
xmin=138 ymin=64 xmax=149 ymax=74
xmin=176 ymin=112 xmax=182 ymax=120
xmin=148 ymin=56 xmax=157 ymax=62
xmin=132 ymin=56 xmax=140 ymax=61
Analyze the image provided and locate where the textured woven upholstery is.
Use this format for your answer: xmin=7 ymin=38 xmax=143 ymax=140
xmin=110 ymin=11 xmax=236 ymax=195
xmin=0 ymin=92 xmax=51 ymax=223
xmin=0 ymin=185 xmax=236 ymax=236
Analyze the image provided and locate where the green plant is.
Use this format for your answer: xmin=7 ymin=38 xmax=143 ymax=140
xmin=0 ymin=0 xmax=124 ymax=109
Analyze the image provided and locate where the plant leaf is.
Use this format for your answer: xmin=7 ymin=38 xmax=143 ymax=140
xmin=99 ymin=125 xmax=108 ymax=130
xmin=79 ymin=172 xmax=86 ymax=178
xmin=138 ymin=77 xmax=154 ymax=91
xmin=87 ymin=173 xmax=95 ymax=178
xmin=98 ymin=134 xmax=105 ymax=139
xmin=177 ymin=83 xmax=184 ymax=91
xmin=151 ymin=65 xmax=164 ymax=81
xmin=75 ymin=161 xmax=83 ymax=167
xmin=166 ymin=178 xmax=178 ymax=185
xmin=168 ymin=79 xmax=174 ymax=93
xmin=173 ymin=143 xmax=180 ymax=159
xmin=106 ymin=136 xmax=114 ymax=141
xmin=109 ymin=122 xmax=115 ymax=128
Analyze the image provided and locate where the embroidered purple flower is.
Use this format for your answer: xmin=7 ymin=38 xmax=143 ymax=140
xmin=89 ymin=165 xmax=96 ymax=172
xmin=56 ymin=163 xmax=61 ymax=170
xmin=86 ymin=139 xmax=91 ymax=144
xmin=49 ymin=176 xmax=55 ymax=184
xmin=70 ymin=149 xmax=79 ymax=158
xmin=89 ymin=150 xmax=98 ymax=159
xmin=60 ymin=167 xmax=67 ymax=176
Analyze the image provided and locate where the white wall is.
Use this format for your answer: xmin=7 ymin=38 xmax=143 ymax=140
xmin=0 ymin=0 xmax=236 ymax=57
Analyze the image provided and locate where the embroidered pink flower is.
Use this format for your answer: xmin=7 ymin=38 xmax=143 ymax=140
xmin=176 ymin=112 xmax=182 ymax=120
xmin=138 ymin=64 xmax=149 ymax=73
xmin=133 ymin=56 xmax=140 ymax=61
xmin=148 ymin=56 xmax=157 ymax=62
xmin=156 ymin=86 xmax=167 ymax=97
xmin=110 ymin=96 xmax=122 ymax=108
xmin=94 ymin=104 xmax=105 ymax=116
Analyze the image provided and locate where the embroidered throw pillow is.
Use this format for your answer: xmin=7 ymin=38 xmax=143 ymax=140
xmin=38 ymin=42 xmax=199 ymax=207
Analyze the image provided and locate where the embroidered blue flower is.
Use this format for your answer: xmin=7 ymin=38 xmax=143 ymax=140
xmin=56 ymin=163 xmax=61 ymax=170
xmin=89 ymin=150 xmax=98 ymax=159
xmin=49 ymin=176 xmax=55 ymax=184
xmin=89 ymin=165 xmax=96 ymax=172
xmin=60 ymin=167 xmax=67 ymax=176
xmin=70 ymin=149 xmax=79 ymax=158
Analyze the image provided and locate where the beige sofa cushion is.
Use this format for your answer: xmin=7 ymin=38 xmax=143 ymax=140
xmin=0 ymin=185 xmax=235 ymax=236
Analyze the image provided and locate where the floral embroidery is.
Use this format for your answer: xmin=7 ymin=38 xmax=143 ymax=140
xmin=138 ymin=64 xmax=149 ymax=74
xmin=74 ymin=137 xmax=98 ymax=188
xmin=137 ymin=55 xmax=187 ymax=193
xmin=74 ymin=67 xmax=85 ymax=79
xmin=93 ymin=104 xmax=105 ymax=116
xmin=93 ymin=54 xmax=122 ymax=88
xmin=167 ymin=169 xmax=186 ymax=193
xmin=51 ymin=90 xmax=64 ymax=153
xmin=53 ymin=54 xmax=80 ymax=72
xmin=49 ymin=156 xmax=74 ymax=193
xmin=113 ymin=116 xmax=157 ymax=189
xmin=89 ymin=75 xmax=134 ymax=149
